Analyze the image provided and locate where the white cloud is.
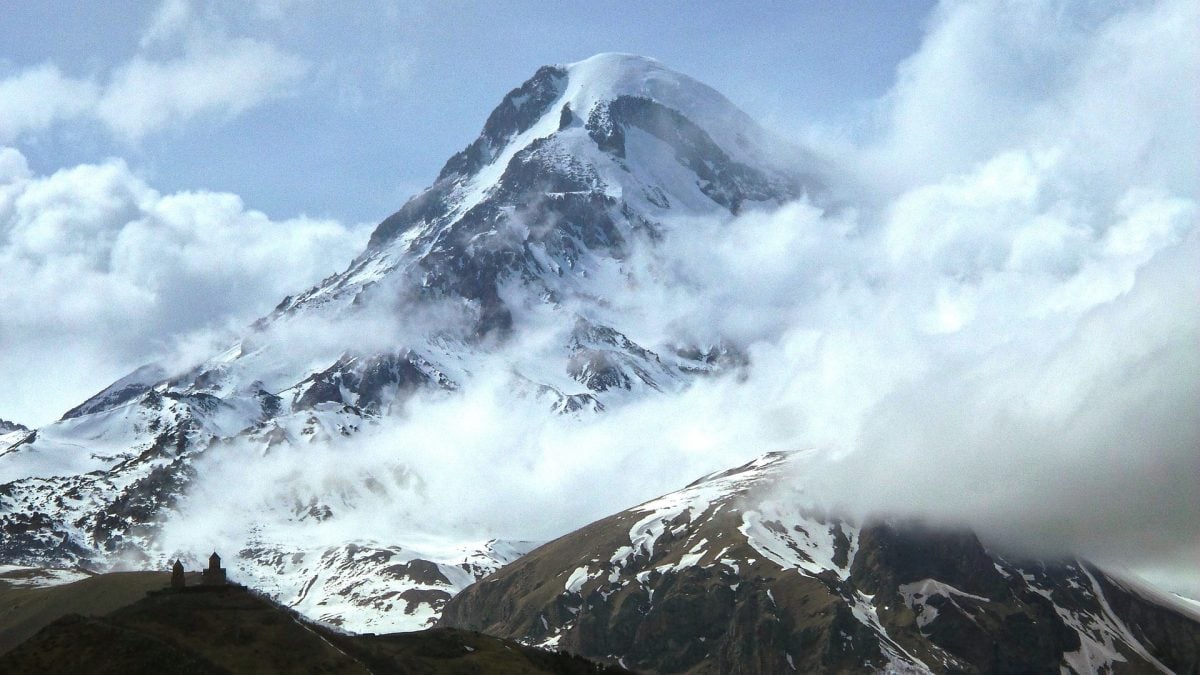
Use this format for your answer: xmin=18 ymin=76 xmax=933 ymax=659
xmin=0 ymin=147 xmax=32 ymax=182
xmin=95 ymin=37 xmax=309 ymax=142
xmin=0 ymin=65 xmax=98 ymax=142
xmin=0 ymin=147 xmax=369 ymax=425
xmin=784 ymin=0 xmax=1200 ymax=597
xmin=864 ymin=0 xmax=1200 ymax=199
xmin=141 ymin=0 xmax=194 ymax=47
xmin=0 ymin=2 xmax=309 ymax=144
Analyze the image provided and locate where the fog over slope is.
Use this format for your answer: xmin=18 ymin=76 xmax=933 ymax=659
xmin=2 ymin=0 xmax=1196 ymax=600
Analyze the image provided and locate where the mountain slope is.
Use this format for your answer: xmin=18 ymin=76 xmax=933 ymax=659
xmin=0 ymin=53 xmax=824 ymax=630
xmin=440 ymin=452 xmax=1200 ymax=674
xmin=0 ymin=565 xmax=153 ymax=654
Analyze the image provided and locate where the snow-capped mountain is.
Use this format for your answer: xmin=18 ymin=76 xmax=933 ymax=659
xmin=441 ymin=451 xmax=1200 ymax=673
xmin=0 ymin=54 xmax=824 ymax=630
xmin=7 ymin=52 xmax=1195 ymax=669
xmin=3 ymin=52 xmax=1199 ymax=669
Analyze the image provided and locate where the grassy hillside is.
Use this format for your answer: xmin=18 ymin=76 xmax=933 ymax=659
xmin=0 ymin=574 xmax=627 ymax=674
xmin=0 ymin=568 xmax=184 ymax=655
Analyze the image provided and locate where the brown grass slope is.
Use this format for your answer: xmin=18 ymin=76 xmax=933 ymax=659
xmin=0 ymin=569 xmax=176 ymax=655
xmin=0 ymin=577 xmax=630 ymax=674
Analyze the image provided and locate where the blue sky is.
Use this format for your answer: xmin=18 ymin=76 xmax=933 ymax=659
xmin=2 ymin=1 xmax=934 ymax=223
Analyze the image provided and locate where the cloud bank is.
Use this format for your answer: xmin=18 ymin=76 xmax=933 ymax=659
xmin=0 ymin=147 xmax=370 ymax=425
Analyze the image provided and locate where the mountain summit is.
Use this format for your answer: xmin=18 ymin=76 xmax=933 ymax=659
xmin=367 ymin=52 xmax=814 ymax=251
xmin=282 ymin=52 xmax=820 ymax=344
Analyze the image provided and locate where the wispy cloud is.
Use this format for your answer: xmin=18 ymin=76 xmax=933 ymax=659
xmin=0 ymin=1 xmax=309 ymax=144
xmin=0 ymin=65 xmax=98 ymax=142
xmin=140 ymin=0 xmax=194 ymax=48
xmin=95 ymin=37 xmax=309 ymax=142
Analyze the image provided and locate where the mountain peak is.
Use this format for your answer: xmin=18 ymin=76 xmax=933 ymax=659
xmin=567 ymin=51 xmax=661 ymax=71
xmin=562 ymin=52 xmax=696 ymax=107
xmin=428 ymin=52 xmax=759 ymax=187
xmin=367 ymin=53 xmax=812 ymax=251
xmin=561 ymin=52 xmax=755 ymax=138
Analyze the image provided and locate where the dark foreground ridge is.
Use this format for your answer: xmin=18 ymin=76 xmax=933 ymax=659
xmin=0 ymin=576 xmax=629 ymax=674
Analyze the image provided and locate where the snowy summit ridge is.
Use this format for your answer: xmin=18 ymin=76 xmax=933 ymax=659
xmin=362 ymin=52 xmax=814 ymax=253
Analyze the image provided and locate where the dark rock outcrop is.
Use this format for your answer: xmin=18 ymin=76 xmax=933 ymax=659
xmin=0 ymin=418 xmax=28 ymax=435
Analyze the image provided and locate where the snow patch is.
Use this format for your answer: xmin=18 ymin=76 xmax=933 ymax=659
xmin=0 ymin=565 xmax=92 ymax=588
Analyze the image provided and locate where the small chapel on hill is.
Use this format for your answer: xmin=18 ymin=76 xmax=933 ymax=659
xmin=168 ymin=552 xmax=227 ymax=590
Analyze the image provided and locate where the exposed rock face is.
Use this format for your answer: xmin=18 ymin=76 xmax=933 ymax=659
xmin=291 ymin=351 xmax=454 ymax=413
xmin=441 ymin=452 xmax=1200 ymax=674
xmin=586 ymin=95 xmax=799 ymax=212
xmin=1 ymin=395 xmax=209 ymax=567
